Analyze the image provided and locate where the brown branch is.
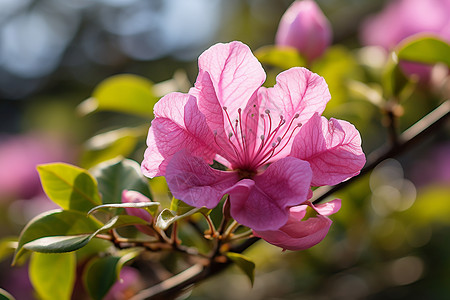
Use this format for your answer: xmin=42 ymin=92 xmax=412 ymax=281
xmin=312 ymin=99 xmax=450 ymax=204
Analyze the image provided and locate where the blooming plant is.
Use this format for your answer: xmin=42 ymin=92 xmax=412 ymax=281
xmin=5 ymin=1 xmax=450 ymax=298
xmin=142 ymin=41 xmax=365 ymax=240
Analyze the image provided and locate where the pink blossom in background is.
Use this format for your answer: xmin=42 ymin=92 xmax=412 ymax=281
xmin=360 ymin=0 xmax=450 ymax=80
xmin=122 ymin=190 xmax=155 ymax=236
xmin=104 ymin=266 xmax=144 ymax=300
xmin=141 ymin=41 xmax=365 ymax=236
xmin=254 ymin=199 xmax=341 ymax=251
xmin=275 ymin=0 xmax=332 ymax=63
xmin=0 ymin=133 xmax=73 ymax=200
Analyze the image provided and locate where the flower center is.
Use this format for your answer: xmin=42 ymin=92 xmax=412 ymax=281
xmin=217 ymin=106 xmax=302 ymax=171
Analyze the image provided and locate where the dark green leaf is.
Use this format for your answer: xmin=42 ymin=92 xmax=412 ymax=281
xmin=382 ymin=53 xmax=410 ymax=98
xmin=226 ymin=252 xmax=255 ymax=286
xmin=13 ymin=210 xmax=101 ymax=264
xmin=77 ymin=74 xmax=157 ymax=117
xmin=0 ymin=288 xmax=15 ymax=300
xmin=37 ymin=163 xmax=101 ymax=212
xmin=397 ymin=36 xmax=450 ymax=67
xmin=23 ymin=215 xmax=148 ymax=253
xmin=91 ymin=159 xmax=152 ymax=205
xmin=83 ymin=249 xmax=140 ymax=300
xmin=29 ymin=252 xmax=76 ymax=300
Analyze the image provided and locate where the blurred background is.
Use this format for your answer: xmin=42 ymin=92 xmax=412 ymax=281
xmin=0 ymin=0 xmax=449 ymax=299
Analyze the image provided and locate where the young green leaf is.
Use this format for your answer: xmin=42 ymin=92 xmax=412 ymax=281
xmin=226 ymin=252 xmax=256 ymax=286
xmin=87 ymin=202 xmax=160 ymax=216
xmin=397 ymin=36 xmax=450 ymax=67
xmin=29 ymin=252 xmax=76 ymax=300
xmin=77 ymin=74 xmax=158 ymax=117
xmin=37 ymin=163 xmax=101 ymax=212
xmin=13 ymin=210 xmax=101 ymax=264
xmin=91 ymin=158 xmax=152 ymax=205
xmin=156 ymin=206 xmax=210 ymax=230
xmin=23 ymin=215 xmax=149 ymax=253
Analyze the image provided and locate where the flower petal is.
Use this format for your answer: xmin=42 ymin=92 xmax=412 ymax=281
xmin=196 ymin=41 xmax=266 ymax=120
xmin=291 ymin=113 xmax=365 ymax=186
xmin=141 ymin=93 xmax=217 ymax=178
xmin=255 ymin=214 xmax=332 ymax=251
xmin=226 ymin=157 xmax=312 ymax=231
xmin=313 ymin=199 xmax=341 ymax=216
xmin=165 ymin=150 xmax=239 ymax=209
xmin=258 ymin=67 xmax=331 ymax=158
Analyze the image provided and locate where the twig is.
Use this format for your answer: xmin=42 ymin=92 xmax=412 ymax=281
xmin=312 ymin=99 xmax=450 ymax=204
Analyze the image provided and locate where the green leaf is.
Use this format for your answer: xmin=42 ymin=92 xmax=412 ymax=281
xmin=397 ymin=36 xmax=450 ymax=67
xmin=170 ymin=197 xmax=196 ymax=215
xmin=29 ymin=252 xmax=76 ymax=300
xmin=382 ymin=52 xmax=411 ymax=98
xmin=77 ymin=74 xmax=158 ymax=117
xmin=23 ymin=215 xmax=148 ymax=253
xmin=226 ymin=252 xmax=255 ymax=286
xmin=0 ymin=237 xmax=17 ymax=262
xmin=255 ymin=45 xmax=306 ymax=70
xmin=83 ymin=250 xmax=140 ymax=300
xmin=13 ymin=210 xmax=101 ymax=264
xmin=91 ymin=159 xmax=152 ymax=206
xmin=81 ymin=127 xmax=146 ymax=169
xmin=37 ymin=163 xmax=102 ymax=212
xmin=88 ymin=202 xmax=160 ymax=216
xmin=0 ymin=288 xmax=16 ymax=300
xmin=156 ymin=206 xmax=209 ymax=230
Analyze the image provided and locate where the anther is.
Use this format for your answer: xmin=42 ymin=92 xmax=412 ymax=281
xmin=265 ymin=109 xmax=270 ymax=114
xmin=223 ymin=106 xmax=228 ymax=111
xmin=238 ymin=108 xmax=242 ymax=113
xmin=272 ymin=142 xmax=277 ymax=147
xmin=229 ymin=132 xmax=233 ymax=138
xmin=297 ymin=122 xmax=302 ymax=127
xmin=213 ymin=130 xmax=218 ymax=136
xmin=260 ymin=135 xmax=265 ymax=140
xmin=276 ymin=136 xmax=282 ymax=143
xmin=294 ymin=113 xmax=299 ymax=118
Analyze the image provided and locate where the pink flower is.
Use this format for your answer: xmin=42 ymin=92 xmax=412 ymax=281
xmin=254 ymin=199 xmax=341 ymax=251
xmin=141 ymin=41 xmax=365 ymax=231
xmin=360 ymin=0 xmax=450 ymax=81
xmin=275 ymin=0 xmax=332 ymax=63
xmin=122 ymin=190 xmax=154 ymax=236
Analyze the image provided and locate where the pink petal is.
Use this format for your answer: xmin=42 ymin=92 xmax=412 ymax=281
xmin=196 ymin=41 xmax=266 ymax=121
xmin=313 ymin=198 xmax=341 ymax=216
xmin=226 ymin=157 xmax=312 ymax=231
xmin=291 ymin=113 xmax=365 ymax=186
xmin=258 ymin=67 xmax=331 ymax=158
xmin=165 ymin=150 xmax=239 ymax=209
xmin=141 ymin=93 xmax=217 ymax=178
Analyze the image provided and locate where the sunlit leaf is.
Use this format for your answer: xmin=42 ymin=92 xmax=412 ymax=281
xmin=0 ymin=237 xmax=17 ymax=262
xmin=81 ymin=126 xmax=147 ymax=169
xmin=83 ymin=249 xmax=140 ymax=300
xmin=226 ymin=252 xmax=255 ymax=286
xmin=91 ymin=159 xmax=152 ymax=206
xmin=13 ymin=210 xmax=101 ymax=264
xmin=397 ymin=36 xmax=450 ymax=67
xmin=77 ymin=74 xmax=157 ymax=117
xmin=37 ymin=163 xmax=101 ymax=212
xmin=29 ymin=252 xmax=76 ymax=300
xmin=87 ymin=202 xmax=160 ymax=216
xmin=382 ymin=52 xmax=410 ymax=99
xmin=156 ymin=206 xmax=210 ymax=230
xmin=23 ymin=215 xmax=148 ymax=253
xmin=255 ymin=45 xmax=306 ymax=70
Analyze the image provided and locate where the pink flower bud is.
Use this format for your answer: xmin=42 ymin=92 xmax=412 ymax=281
xmin=121 ymin=190 xmax=154 ymax=236
xmin=275 ymin=0 xmax=332 ymax=62
xmin=253 ymin=199 xmax=341 ymax=251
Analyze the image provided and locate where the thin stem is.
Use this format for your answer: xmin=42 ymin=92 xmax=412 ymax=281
xmin=222 ymin=220 xmax=240 ymax=240
xmin=202 ymin=213 xmax=217 ymax=238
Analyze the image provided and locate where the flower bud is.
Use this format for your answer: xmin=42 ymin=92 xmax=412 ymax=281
xmin=275 ymin=0 xmax=332 ymax=62
xmin=254 ymin=199 xmax=341 ymax=251
xmin=121 ymin=190 xmax=155 ymax=236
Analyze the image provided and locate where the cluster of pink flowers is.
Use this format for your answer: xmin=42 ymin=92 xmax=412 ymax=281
xmin=141 ymin=41 xmax=365 ymax=250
